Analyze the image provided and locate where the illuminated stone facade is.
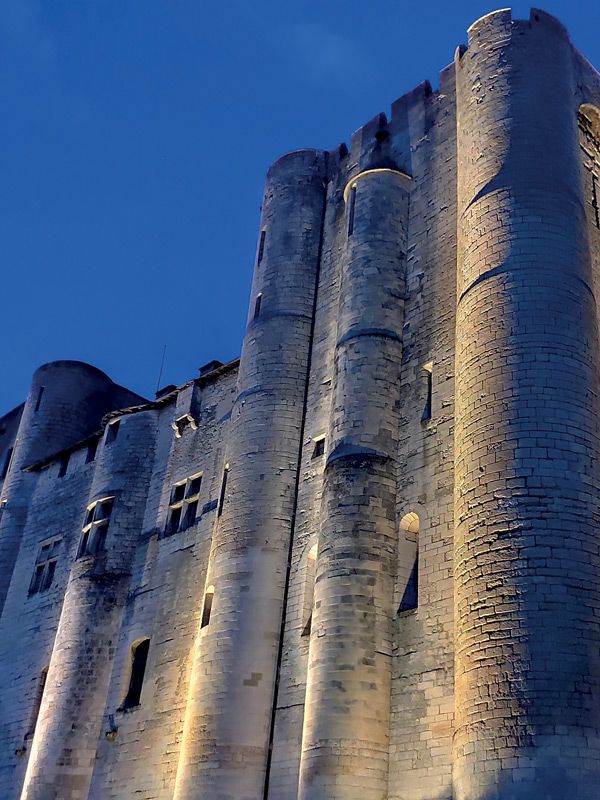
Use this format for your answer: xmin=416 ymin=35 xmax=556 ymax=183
xmin=1 ymin=8 xmax=600 ymax=799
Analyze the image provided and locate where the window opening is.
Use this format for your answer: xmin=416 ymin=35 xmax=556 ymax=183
xmin=34 ymin=387 xmax=44 ymax=412
xmin=105 ymin=420 xmax=120 ymax=445
xmin=398 ymin=512 xmax=419 ymax=613
xmin=301 ymin=543 xmax=318 ymax=636
xmin=421 ymin=362 xmax=433 ymax=423
xmin=172 ymin=413 xmax=198 ymax=439
xmin=257 ymin=229 xmax=266 ymax=264
xmin=201 ymin=585 xmax=214 ymax=628
xmin=86 ymin=439 xmax=98 ymax=464
xmin=25 ymin=667 xmax=48 ymax=740
xmin=312 ymin=436 xmax=325 ymax=459
xmin=593 ymin=175 xmax=600 ymax=229
xmin=28 ymin=538 xmax=61 ymax=596
xmin=347 ymin=184 xmax=357 ymax=237
xmin=77 ymin=497 xmax=114 ymax=557
xmin=165 ymin=472 xmax=202 ymax=535
xmin=254 ymin=293 xmax=263 ymax=320
xmin=121 ymin=638 xmax=150 ymax=710
xmin=217 ymin=464 xmax=229 ymax=517
xmin=1 ymin=447 xmax=13 ymax=480
xmin=58 ymin=455 xmax=69 ymax=478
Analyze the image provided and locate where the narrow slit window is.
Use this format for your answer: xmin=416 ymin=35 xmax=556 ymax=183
xmin=301 ymin=544 xmax=318 ymax=636
xmin=86 ymin=439 xmax=98 ymax=464
xmin=257 ymin=229 xmax=266 ymax=264
xmin=421 ymin=362 xmax=433 ymax=423
xmin=253 ymin=293 xmax=263 ymax=320
xmin=347 ymin=184 xmax=357 ymax=237
xmin=34 ymin=387 xmax=44 ymax=412
xmin=593 ymin=175 xmax=600 ymax=228
xmin=217 ymin=464 xmax=229 ymax=517
xmin=121 ymin=638 xmax=150 ymax=710
xmin=398 ymin=512 xmax=419 ymax=613
xmin=25 ymin=667 xmax=48 ymax=740
xmin=201 ymin=585 xmax=214 ymax=628
xmin=1 ymin=447 xmax=13 ymax=480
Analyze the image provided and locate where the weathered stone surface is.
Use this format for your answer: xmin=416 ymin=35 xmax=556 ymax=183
xmin=2 ymin=9 xmax=600 ymax=800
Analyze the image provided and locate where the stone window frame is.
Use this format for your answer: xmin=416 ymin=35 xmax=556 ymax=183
xmin=29 ymin=537 xmax=61 ymax=596
xmin=171 ymin=413 xmax=198 ymax=439
xmin=77 ymin=496 xmax=114 ymax=557
xmin=165 ymin=472 xmax=202 ymax=536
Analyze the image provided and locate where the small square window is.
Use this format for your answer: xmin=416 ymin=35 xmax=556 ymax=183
xmin=172 ymin=483 xmax=186 ymax=504
xmin=312 ymin=437 xmax=325 ymax=459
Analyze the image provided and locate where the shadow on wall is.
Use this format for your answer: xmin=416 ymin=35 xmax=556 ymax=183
xmin=446 ymin=757 xmax=600 ymax=800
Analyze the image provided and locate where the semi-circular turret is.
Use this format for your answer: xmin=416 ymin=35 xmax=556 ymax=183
xmin=454 ymin=9 xmax=600 ymax=798
xmin=20 ymin=410 xmax=156 ymax=800
xmin=174 ymin=149 xmax=329 ymax=800
xmin=0 ymin=361 xmax=128 ymax=616
xmin=298 ymin=167 xmax=411 ymax=799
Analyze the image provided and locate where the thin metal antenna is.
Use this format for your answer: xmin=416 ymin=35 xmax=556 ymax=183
xmin=156 ymin=344 xmax=167 ymax=393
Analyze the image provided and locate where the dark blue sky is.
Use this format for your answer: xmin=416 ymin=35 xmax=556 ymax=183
xmin=2 ymin=1 xmax=598 ymax=412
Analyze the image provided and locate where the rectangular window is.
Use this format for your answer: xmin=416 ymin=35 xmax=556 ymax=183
xmin=253 ymin=293 xmax=262 ymax=320
xmin=217 ymin=465 xmax=229 ymax=517
xmin=58 ymin=455 xmax=69 ymax=478
xmin=28 ymin=538 xmax=61 ymax=596
xmin=86 ymin=439 xmax=99 ymax=464
xmin=257 ymin=229 xmax=266 ymax=264
xmin=1 ymin=447 xmax=13 ymax=480
xmin=34 ymin=387 xmax=44 ymax=412
xmin=165 ymin=472 xmax=202 ymax=536
xmin=347 ymin=184 xmax=357 ymax=237
xmin=78 ymin=497 xmax=114 ymax=557
xmin=105 ymin=420 xmax=120 ymax=445
xmin=312 ymin=436 xmax=325 ymax=459
xmin=421 ymin=362 xmax=433 ymax=423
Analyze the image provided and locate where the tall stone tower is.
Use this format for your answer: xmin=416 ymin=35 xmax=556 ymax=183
xmin=1 ymin=7 xmax=600 ymax=800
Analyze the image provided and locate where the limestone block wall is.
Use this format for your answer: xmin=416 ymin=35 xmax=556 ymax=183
xmin=3 ymin=9 xmax=600 ymax=800
xmin=454 ymin=9 xmax=600 ymax=799
xmin=88 ymin=367 xmax=237 ymax=800
xmin=173 ymin=149 xmax=328 ymax=800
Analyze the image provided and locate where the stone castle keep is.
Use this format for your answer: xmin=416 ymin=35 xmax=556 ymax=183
xmin=4 ymin=7 xmax=600 ymax=799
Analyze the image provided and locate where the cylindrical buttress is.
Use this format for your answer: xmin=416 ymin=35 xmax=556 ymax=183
xmin=173 ymin=150 xmax=328 ymax=800
xmin=454 ymin=10 xmax=600 ymax=798
xmin=20 ymin=411 xmax=156 ymax=800
xmin=298 ymin=168 xmax=411 ymax=800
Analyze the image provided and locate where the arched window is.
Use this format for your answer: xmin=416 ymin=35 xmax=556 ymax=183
xmin=121 ymin=638 xmax=150 ymax=710
xmin=301 ymin=543 xmax=318 ymax=636
xmin=398 ymin=512 xmax=419 ymax=612
xmin=201 ymin=585 xmax=214 ymax=629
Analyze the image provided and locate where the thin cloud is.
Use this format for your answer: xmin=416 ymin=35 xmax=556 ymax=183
xmin=276 ymin=21 xmax=374 ymax=85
